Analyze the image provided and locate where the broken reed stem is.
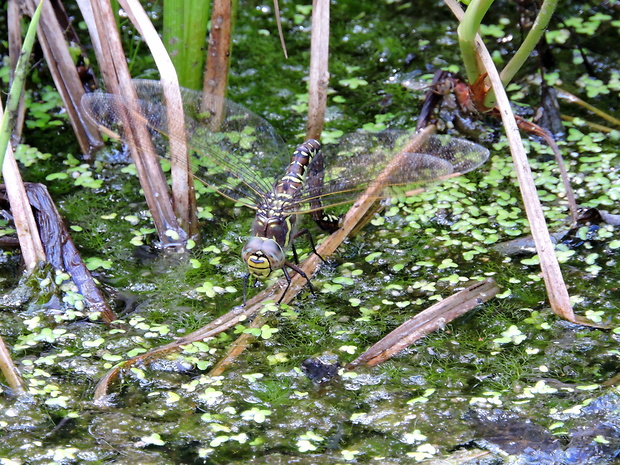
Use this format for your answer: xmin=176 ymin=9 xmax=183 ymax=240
xmin=444 ymin=0 xmax=576 ymax=322
xmin=87 ymin=0 xmax=183 ymax=246
xmin=119 ymin=0 xmax=197 ymax=238
xmin=208 ymin=312 xmax=269 ymax=376
xmin=201 ymin=0 xmax=233 ymax=129
xmin=305 ymin=0 xmax=330 ymax=140
xmin=0 ymin=0 xmax=46 ymax=271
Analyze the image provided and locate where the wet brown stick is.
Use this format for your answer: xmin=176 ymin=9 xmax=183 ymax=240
xmin=7 ymin=0 xmax=27 ymax=147
xmin=208 ymin=311 xmax=270 ymax=377
xmin=0 ymin=334 xmax=25 ymax=396
xmin=0 ymin=152 xmax=46 ymax=271
xmin=23 ymin=183 xmax=117 ymax=324
xmin=347 ymin=278 xmax=501 ymax=368
xmin=118 ymin=0 xmax=197 ymax=238
xmin=1 ymin=13 xmax=47 ymax=272
xmin=201 ymin=0 xmax=233 ymax=130
xmin=94 ymin=302 xmax=264 ymax=403
xmin=20 ymin=0 xmax=103 ymax=155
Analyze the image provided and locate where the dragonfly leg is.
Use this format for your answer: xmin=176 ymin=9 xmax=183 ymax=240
xmin=242 ymin=273 xmax=264 ymax=304
xmin=294 ymin=228 xmax=327 ymax=264
xmin=242 ymin=273 xmax=251 ymax=304
xmin=278 ymin=267 xmax=293 ymax=304
xmin=291 ymin=243 xmax=300 ymax=264
xmin=281 ymin=261 xmax=315 ymax=303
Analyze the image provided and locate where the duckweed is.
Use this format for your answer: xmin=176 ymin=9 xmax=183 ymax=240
xmin=1 ymin=1 xmax=620 ymax=463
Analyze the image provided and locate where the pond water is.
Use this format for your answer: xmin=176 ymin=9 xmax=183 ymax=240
xmin=1 ymin=1 xmax=620 ymax=463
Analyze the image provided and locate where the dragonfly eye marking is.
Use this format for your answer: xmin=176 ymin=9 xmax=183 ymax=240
xmin=242 ymin=237 xmax=285 ymax=279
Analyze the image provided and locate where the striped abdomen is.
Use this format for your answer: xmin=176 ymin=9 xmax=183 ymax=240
xmin=275 ymin=139 xmax=322 ymax=200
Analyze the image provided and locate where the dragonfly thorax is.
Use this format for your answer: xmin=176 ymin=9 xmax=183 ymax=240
xmin=242 ymin=237 xmax=286 ymax=279
xmin=252 ymin=208 xmax=298 ymax=250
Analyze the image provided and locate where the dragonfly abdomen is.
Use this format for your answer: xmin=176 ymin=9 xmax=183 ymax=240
xmin=275 ymin=139 xmax=321 ymax=198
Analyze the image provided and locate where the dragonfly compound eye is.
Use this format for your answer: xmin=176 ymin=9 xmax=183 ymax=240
xmin=242 ymin=237 xmax=285 ymax=279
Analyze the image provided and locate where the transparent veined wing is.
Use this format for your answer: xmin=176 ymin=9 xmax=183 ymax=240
xmin=81 ymin=80 xmax=490 ymax=216
xmin=81 ymin=80 xmax=291 ymax=209
xmin=296 ymin=130 xmax=490 ymax=212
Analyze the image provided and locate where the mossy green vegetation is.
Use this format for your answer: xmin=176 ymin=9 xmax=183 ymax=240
xmin=1 ymin=1 xmax=620 ymax=463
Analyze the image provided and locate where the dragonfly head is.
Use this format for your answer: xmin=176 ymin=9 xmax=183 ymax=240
xmin=242 ymin=237 xmax=285 ymax=279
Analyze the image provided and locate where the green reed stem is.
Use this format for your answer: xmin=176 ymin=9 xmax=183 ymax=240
xmin=457 ymin=0 xmax=494 ymax=85
xmin=500 ymin=0 xmax=559 ymax=87
xmin=163 ymin=0 xmax=211 ymax=90
xmin=0 ymin=0 xmax=43 ymax=171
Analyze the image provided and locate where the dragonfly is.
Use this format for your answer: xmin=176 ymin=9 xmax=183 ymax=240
xmin=81 ymin=80 xmax=490 ymax=303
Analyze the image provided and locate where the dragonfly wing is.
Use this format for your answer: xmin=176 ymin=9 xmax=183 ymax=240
xmin=81 ymin=80 xmax=291 ymax=208
xmin=299 ymin=130 xmax=489 ymax=210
